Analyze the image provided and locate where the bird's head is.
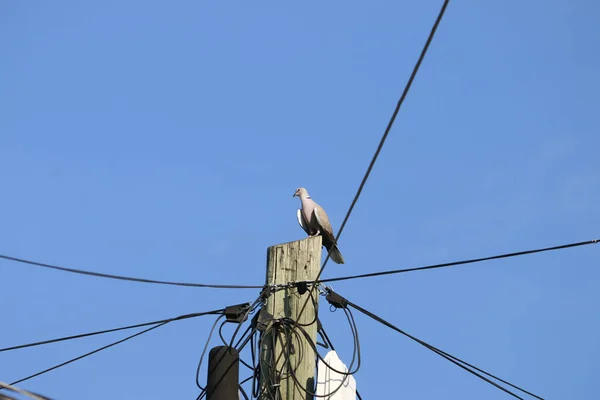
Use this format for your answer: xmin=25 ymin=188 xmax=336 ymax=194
xmin=293 ymin=187 xmax=308 ymax=198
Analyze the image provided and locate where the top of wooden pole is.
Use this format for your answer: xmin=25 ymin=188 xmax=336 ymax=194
xmin=265 ymin=235 xmax=322 ymax=286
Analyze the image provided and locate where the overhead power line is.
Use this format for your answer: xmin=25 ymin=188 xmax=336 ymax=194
xmin=317 ymin=238 xmax=599 ymax=284
xmin=0 ymin=382 xmax=50 ymax=400
xmin=294 ymin=0 xmax=451 ymax=330
xmin=0 ymin=311 xmax=221 ymax=353
xmin=318 ymin=0 xmax=449 ymax=275
xmin=0 ymin=254 xmax=263 ymax=289
xmin=8 ymin=309 xmax=225 ymax=387
xmin=348 ymin=301 xmax=544 ymax=400
xmin=341 ymin=294 xmax=544 ymax=400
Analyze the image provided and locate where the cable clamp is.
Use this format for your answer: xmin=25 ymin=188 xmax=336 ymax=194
xmin=325 ymin=288 xmax=348 ymax=309
xmin=224 ymin=302 xmax=251 ymax=323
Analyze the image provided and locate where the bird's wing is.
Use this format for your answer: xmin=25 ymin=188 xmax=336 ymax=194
xmin=314 ymin=205 xmax=345 ymax=264
xmin=313 ymin=205 xmax=336 ymax=244
xmin=297 ymin=209 xmax=311 ymax=235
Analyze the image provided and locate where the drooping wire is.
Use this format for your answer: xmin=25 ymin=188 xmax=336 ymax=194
xmin=345 ymin=296 xmax=544 ymax=400
xmin=0 ymin=254 xmax=263 ymax=289
xmin=220 ymin=322 xmax=256 ymax=371
xmin=272 ymin=321 xmax=338 ymax=398
xmin=9 ymin=309 xmax=224 ymax=387
xmin=317 ymin=321 xmax=364 ymax=400
xmin=238 ymin=384 xmax=250 ymax=400
xmin=255 ymin=308 xmax=361 ymax=399
xmin=290 ymin=309 xmax=361 ymax=398
xmin=195 ymin=293 xmax=265 ymax=400
xmin=195 ymin=325 xmax=260 ymax=400
xmin=195 ymin=314 xmax=226 ymax=391
xmin=317 ymin=239 xmax=600 ymax=285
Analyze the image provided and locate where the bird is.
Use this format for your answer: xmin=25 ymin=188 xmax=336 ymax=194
xmin=293 ymin=187 xmax=345 ymax=264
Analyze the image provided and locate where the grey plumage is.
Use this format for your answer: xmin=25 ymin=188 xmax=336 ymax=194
xmin=293 ymin=187 xmax=345 ymax=264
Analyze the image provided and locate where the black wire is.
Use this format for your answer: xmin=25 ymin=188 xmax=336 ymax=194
xmin=318 ymin=239 xmax=600 ymax=285
xmin=346 ymin=298 xmax=544 ymax=400
xmin=298 ymin=310 xmax=361 ymax=377
xmin=317 ymin=0 xmax=450 ymax=276
xmin=196 ymin=319 xmax=260 ymax=400
xmin=238 ymin=384 xmax=250 ymax=400
xmin=233 ymin=325 xmax=253 ymax=349
xmin=231 ymin=325 xmax=258 ymax=371
xmin=196 ymin=295 xmax=264 ymax=399
xmin=9 ymin=309 xmax=224 ymax=387
xmin=0 ymin=254 xmax=263 ymax=289
xmin=218 ymin=319 xmax=229 ymax=347
xmin=195 ymin=314 xmax=226 ymax=391
xmin=258 ymin=314 xmax=360 ymax=399
xmin=279 ymin=323 xmax=340 ymax=399
xmin=240 ymin=375 xmax=253 ymax=385
xmin=256 ymin=323 xmax=281 ymax=400
xmin=292 ymin=0 xmax=450 ymax=332
xmin=251 ymin=333 xmax=261 ymax=398
xmin=317 ymin=322 xmax=364 ymax=400
xmin=0 ymin=313 xmax=223 ymax=353
xmin=0 ymin=381 xmax=51 ymax=400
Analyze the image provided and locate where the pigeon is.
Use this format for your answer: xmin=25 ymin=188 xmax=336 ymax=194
xmin=293 ymin=187 xmax=345 ymax=264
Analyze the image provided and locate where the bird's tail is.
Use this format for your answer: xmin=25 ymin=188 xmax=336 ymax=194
xmin=326 ymin=244 xmax=345 ymax=264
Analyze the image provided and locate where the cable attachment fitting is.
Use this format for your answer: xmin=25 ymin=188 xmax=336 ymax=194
xmin=325 ymin=288 xmax=348 ymax=309
xmin=251 ymin=307 xmax=273 ymax=332
xmin=296 ymin=281 xmax=309 ymax=295
xmin=224 ymin=302 xmax=251 ymax=323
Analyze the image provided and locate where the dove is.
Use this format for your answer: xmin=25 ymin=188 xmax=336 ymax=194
xmin=293 ymin=187 xmax=345 ymax=264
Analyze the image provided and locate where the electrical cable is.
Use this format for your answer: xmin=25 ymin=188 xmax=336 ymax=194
xmin=196 ymin=295 xmax=264 ymax=400
xmin=9 ymin=309 xmax=224 ymax=387
xmin=218 ymin=319 xmax=230 ymax=348
xmin=230 ymin=325 xmax=258 ymax=371
xmin=239 ymin=373 xmax=258 ymax=400
xmin=290 ymin=0 xmax=450 ymax=339
xmin=233 ymin=325 xmax=254 ymax=350
xmin=0 ymin=254 xmax=263 ymax=289
xmin=238 ymin=384 xmax=250 ymax=400
xmin=317 ymin=0 xmax=450 ymax=275
xmin=317 ymin=322 xmax=364 ymax=400
xmin=196 ymin=326 xmax=259 ymax=400
xmin=277 ymin=321 xmax=343 ymax=398
xmin=0 ymin=382 xmax=50 ymax=400
xmin=227 ymin=294 xmax=265 ymax=349
xmin=300 ymin=309 xmax=361 ymax=376
xmin=317 ymin=239 xmax=600 ymax=285
xmin=195 ymin=314 xmax=226 ymax=391
xmin=345 ymin=297 xmax=544 ymax=400
xmin=0 ymin=313 xmax=223 ymax=353
xmin=251 ymin=332 xmax=261 ymax=398
xmin=256 ymin=311 xmax=360 ymax=399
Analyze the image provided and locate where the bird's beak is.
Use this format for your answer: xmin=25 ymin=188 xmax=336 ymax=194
xmin=292 ymin=192 xmax=297 ymax=197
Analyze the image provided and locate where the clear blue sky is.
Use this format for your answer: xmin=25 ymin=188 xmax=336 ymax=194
xmin=1 ymin=1 xmax=599 ymax=399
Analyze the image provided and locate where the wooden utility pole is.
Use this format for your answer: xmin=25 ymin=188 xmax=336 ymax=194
xmin=260 ymin=236 xmax=322 ymax=400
